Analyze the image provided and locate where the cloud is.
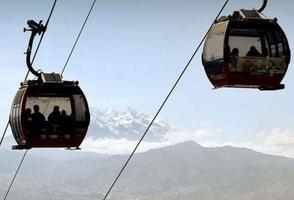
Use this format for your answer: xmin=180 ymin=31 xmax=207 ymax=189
xmin=205 ymin=129 xmax=294 ymax=159
xmin=81 ymin=126 xmax=220 ymax=155
xmin=81 ymin=126 xmax=294 ymax=160
xmin=81 ymin=137 xmax=171 ymax=155
xmin=82 ymin=108 xmax=294 ymax=158
xmin=244 ymin=129 xmax=294 ymax=158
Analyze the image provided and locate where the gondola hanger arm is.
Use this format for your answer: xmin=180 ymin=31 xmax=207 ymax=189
xmin=257 ymin=0 xmax=267 ymax=13
xmin=24 ymin=20 xmax=46 ymax=80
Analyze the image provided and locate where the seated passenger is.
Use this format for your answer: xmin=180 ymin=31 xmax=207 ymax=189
xmin=61 ymin=110 xmax=70 ymax=121
xmin=230 ymin=48 xmax=239 ymax=68
xmin=31 ymin=105 xmax=45 ymax=137
xmin=61 ymin=110 xmax=72 ymax=132
xmin=48 ymin=106 xmax=62 ymax=134
xmin=48 ymin=106 xmax=62 ymax=123
xmin=246 ymin=46 xmax=261 ymax=57
xmin=22 ymin=108 xmax=32 ymax=124
xmin=230 ymin=48 xmax=239 ymax=57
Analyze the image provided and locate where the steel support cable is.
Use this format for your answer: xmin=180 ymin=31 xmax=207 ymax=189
xmin=1 ymin=0 xmax=57 ymax=149
xmin=24 ymin=0 xmax=57 ymax=81
xmin=2 ymin=0 xmax=95 ymax=148
xmin=61 ymin=0 xmax=97 ymax=76
xmin=101 ymin=1 xmax=230 ymax=199
xmin=3 ymin=150 xmax=28 ymax=200
xmin=2 ymin=0 xmax=96 ymax=199
xmin=1 ymin=1 xmax=57 ymax=199
xmin=0 ymin=121 xmax=9 ymax=148
xmin=31 ymin=0 xmax=97 ymax=151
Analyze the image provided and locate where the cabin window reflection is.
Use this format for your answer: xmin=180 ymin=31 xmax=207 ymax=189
xmin=265 ymin=31 xmax=276 ymax=57
xmin=203 ymin=22 xmax=227 ymax=63
xmin=73 ymin=95 xmax=87 ymax=121
xmin=204 ymin=34 xmax=225 ymax=62
xmin=275 ymin=31 xmax=285 ymax=56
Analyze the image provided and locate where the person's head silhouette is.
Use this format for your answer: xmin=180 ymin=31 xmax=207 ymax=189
xmin=33 ymin=105 xmax=39 ymax=113
xmin=26 ymin=108 xmax=32 ymax=114
xmin=61 ymin=110 xmax=66 ymax=116
xmin=231 ymin=48 xmax=239 ymax=56
xmin=250 ymin=46 xmax=257 ymax=52
xmin=53 ymin=106 xmax=60 ymax=112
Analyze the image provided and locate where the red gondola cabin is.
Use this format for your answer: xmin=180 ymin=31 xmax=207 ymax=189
xmin=10 ymin=74 xmax=90 ymax=149
xmin=202 ymin=9 xmax=291 ymax=90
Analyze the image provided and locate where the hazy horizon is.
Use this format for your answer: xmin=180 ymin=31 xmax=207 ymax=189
xmin=1 ymin=0 xmax=294 ymax=163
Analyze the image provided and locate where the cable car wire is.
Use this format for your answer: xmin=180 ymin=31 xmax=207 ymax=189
xmin=2 ymin=0 xmax=96 ymax=198
xmin=24 ymin=0 xmax=57 ymax=81
xmin=0 ymin=120 xmax=9 ymax=148
xmin=1 ymin=1 xmax=58 ymax=199
xmin=61 ymin=0 xmax=97 ymax=76
xmin=1 ymin=0 xmax=57 ymax=148
xmin=101 ymin=1 xmax=230 ymax=199
xmin=3 ymin=150 xmax=28 ymax=200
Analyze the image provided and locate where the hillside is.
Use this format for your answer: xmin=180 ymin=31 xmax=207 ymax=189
xmin=1 ymin=141 xmax=294 ymax=200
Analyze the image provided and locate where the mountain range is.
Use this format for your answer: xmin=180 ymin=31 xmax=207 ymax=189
xmin=1 ymin=108 xmax=294 ymax=199
xmin=88 ymin=107 xmax=173 ymax=141
xmin=1 ymin=141 xmax=294 ymax=200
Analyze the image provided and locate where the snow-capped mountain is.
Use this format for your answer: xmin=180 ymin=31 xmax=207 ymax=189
xmin=87 ymin=107 xmax=174 ymax=141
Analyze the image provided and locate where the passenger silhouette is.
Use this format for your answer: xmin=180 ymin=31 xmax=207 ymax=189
xmin=31 ymin=105 xmax=45 ymax=137
xmin=230 ymin=48 xmax=239 ymax=68
xmin=48 ymin=106 xmax=62 ymax=123
xmin=246 ymin=46 xmax=261 ymax=57
xmin=22 ymin=108 xmax=32 ymax=123
xmin=61 ymin=110 xmax=71 ymax=122
xmin=61 ymin=110 xmax=72 ymax=134
xmin=48 ymin=106 xmax=62 ymax=134
xmin=230 ymin=48 xmax=239 ymax=57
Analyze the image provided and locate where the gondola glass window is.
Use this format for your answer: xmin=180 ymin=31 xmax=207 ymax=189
xmin=203 ymin=21 xmax=228 ymax=75
xmin=73 ymin=95 xmax=87 ymax=121
xmin=229 ymin=35 xmax=262 ymax=57
xmin=24 ymin=96 xmax=72 ymax=136
xmin=26 ymin=97 xmax=71 ymax=120
xmin=227 ymin=27 xmax=286 ymax=75
xmin=203 ymin=22 xmax=227 ymax=62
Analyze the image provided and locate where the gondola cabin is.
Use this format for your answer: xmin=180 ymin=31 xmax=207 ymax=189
xmin=10 ymin=73 xmax=90 ymax=149
xmin=202 ymin=9 xmax=291 ymax=90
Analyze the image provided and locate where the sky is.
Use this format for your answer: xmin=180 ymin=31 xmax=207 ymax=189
xmin=0 ymin=0 xmax=294 ymax=157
